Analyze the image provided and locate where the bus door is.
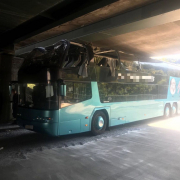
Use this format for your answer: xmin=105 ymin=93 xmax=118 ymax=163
xmin=58 ymin=82 xmax=93 ymax=135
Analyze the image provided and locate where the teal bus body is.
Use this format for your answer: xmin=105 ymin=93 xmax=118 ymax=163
xmin=17 ymin=40 xmax=180 ymax=136
xmin=17 ymin=79 xmax=180 ymax=136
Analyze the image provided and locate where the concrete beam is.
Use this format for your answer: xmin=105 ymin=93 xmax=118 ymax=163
xmin=0 ymin=0 xmax=120 ymax=49
xmin=15 ymin=0 xmax=180 ymax=56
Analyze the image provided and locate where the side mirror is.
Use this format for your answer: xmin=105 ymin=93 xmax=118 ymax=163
xmin=58 ymin=84 xmax=66 ymax=97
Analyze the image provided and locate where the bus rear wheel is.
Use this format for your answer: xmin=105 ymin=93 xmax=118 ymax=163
xmin=91 ymin=111 xmax=107 ymax=136
xmin=171 ymin=103 xmax=177 ymax=116
xmin=164 ymin=104 xmax=171 ymax=118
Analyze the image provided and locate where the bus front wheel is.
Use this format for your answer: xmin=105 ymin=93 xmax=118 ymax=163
xmin=164 ymin=104 xmax=171 ymax=118
xmin=91 ymin=111 xmax=107 ymax=136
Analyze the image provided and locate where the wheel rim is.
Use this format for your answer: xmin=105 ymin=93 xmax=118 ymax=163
xmin=172 ymin=105 xmax=176 ymax=115
xmin=96 ymin=116 xmax=104 ymax=130
xmin=165 ymin=106 xmax=170 ymax=117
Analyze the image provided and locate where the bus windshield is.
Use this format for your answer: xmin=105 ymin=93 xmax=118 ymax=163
xmin=18 ymin=83 xmax=58 ymax=110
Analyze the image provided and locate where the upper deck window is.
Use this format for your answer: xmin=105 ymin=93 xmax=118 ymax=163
xmin=98 ymin=82 xmax=167 ymax=103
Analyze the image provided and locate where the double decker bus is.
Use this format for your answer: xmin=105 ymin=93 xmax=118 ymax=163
xmin=17 ymin=40 xmax=180 ymax=136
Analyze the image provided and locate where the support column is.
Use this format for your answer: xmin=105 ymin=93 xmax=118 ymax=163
xmin=0 ymin=54 xmax=13 ymax=123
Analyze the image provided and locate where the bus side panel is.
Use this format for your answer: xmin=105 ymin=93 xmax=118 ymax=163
xmin=128 ymin=100 xmax=164 ymax=122
xmin=108 ymin=100 xmax=163 ymax=127
xmin=59 ymin=119 xmax=81 ymax=135
xmin=59 ymin=99 xmax=97 ymax=135
xmin=177 ymin=101 xmax=180 ymax=113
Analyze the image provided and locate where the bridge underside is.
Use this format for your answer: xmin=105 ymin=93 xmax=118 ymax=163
xmin=1 ymin=0 xmax=180 ymax=123
xmin=15 ymin=0 xmax=180 ymax=59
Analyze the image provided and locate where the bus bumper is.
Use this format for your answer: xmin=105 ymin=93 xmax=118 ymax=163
xmin=17 ymin=118 xmax=58 ymax=136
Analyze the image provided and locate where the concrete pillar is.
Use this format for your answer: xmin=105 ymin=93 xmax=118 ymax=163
xmin=0 ymin=54 xmax=13 ymax=123
xmin=11 ymin=57 xmax=24 ymax=81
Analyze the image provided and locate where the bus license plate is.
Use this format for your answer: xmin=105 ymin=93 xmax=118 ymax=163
xmin=25 ymin=125 xmax=33 ymax=130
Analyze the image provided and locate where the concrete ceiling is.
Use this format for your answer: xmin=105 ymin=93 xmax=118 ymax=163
xmin=0 ymin=0 xmax=122 ymax=50
xmin=0 ymin=0 xmax=63 ymax=33
xmin=16 ymin=0 xmax=180 ymax=60
xmin=15 ymin=0 xmax=157 ymax=48
xmin=89 ymin=21 xmax=180 ymax=57
xmin=12 ymin=0 xmax=180 ymax=62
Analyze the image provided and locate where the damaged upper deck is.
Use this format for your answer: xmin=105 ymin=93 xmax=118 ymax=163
xmin=18 ymin=39 xmax=180 ymax=86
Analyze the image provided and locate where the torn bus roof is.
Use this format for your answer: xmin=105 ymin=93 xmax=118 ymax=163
xmin=20 ymin=40 xmax=94 ymax=77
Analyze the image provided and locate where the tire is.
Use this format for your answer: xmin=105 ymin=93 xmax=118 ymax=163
xmin=171 ymin=103 xmax=177 ymax=116
xmin=91 ymin=111 xmax=107 ymax=135
xmin=164 ymin=104 xmax=171 ymax=118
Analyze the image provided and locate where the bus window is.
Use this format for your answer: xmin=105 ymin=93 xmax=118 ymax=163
xmin=18 ymin=83 xmax=58 ymax=110
xmin=61 ymin=82 xmax=92 ymax=108
xmin=144 ymin=85 xmax=158 ymax=100
xmin=98 ymin=83 xmax=159 ymax=103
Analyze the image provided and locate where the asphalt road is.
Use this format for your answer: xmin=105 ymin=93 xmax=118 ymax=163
xmin=1 ymin=116 xmax=180 ymax=180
